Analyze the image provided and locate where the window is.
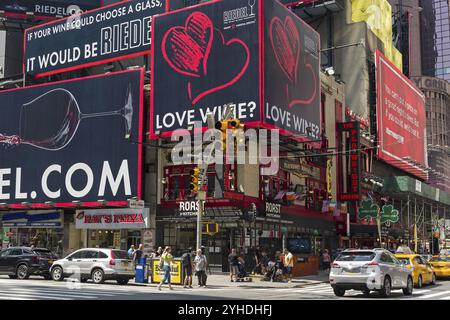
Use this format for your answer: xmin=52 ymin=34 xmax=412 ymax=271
xmin=99 ymin=251 xmax=109 ymax=259
xmin=336 ymin=252 xmax=376 ymax=262
xmin=84 ymin=251 xmax=99 ymax=259
xmin=0 ymin=249 xmax=11 ymax=257
xmin=380 ymin=253 xmax=394 ymax=264
xmin=111 ymin=250 xmax=129 ymax=259
xmin=69 ymin=251 xmax=85 ymax=259
xmin=10 ymin=249 xmax=23 ymax=256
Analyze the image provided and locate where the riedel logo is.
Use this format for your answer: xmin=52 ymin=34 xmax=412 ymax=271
xmin=223 ymin=0 xmax=256 ymax=24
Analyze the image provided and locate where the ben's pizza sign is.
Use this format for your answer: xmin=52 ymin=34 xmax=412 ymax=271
xmin=75 ymin=208 xmax=149 ymax=229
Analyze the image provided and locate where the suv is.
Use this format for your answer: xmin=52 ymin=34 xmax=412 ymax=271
xmin=50 ymin=248 xmax=134 ymax=285
xmin=0 ymin=247 xmax=53 ymax=280
xmin=329 ymin=249 xmax=413 ymax=297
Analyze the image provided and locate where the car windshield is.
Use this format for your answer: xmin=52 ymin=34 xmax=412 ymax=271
xmin=111 ymin=250 xmax=129 ymax=260
xmin=430 ymin=256 xmax=450 ymax=262
xmin=336 ymin=251 xmax=376 ymax=262
xmin=397 ymin=258 xmax=411 ymax=265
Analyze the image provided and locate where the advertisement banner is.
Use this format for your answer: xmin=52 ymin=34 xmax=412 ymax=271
xmin=1 ymin=210 xmax=63 ymax=228
xmin=0 ymin=69 xmax=143 ymax=206
xmin=75 ymin=208 xmax=149 ymax=229
xmin=151 ymin=0 xmax=260 ymax=136
xmin=24 ymin=0 xmax=166 ymax=77
xmin=152 ymin=259 xmax=182 ymax=284
xmin=263 ymin=0 xmax=321 ymax=140
xmin=0 ymin=0 xmax=103 ymax=20
xmin=376 ymin=50 xmax=427 ymax=179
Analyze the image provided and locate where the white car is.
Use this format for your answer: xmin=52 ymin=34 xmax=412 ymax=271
xmin=329 ymin=248 xmax=413 ymax=297
xmin=50 ymin=248 xmax=135 ymax=285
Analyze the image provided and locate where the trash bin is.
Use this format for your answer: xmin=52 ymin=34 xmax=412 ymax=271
xmin=135 ymin=257 xmax=149 ymax=283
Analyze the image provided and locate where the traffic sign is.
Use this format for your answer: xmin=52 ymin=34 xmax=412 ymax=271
xmin=129 ymin=199 xmax=145 ymax=209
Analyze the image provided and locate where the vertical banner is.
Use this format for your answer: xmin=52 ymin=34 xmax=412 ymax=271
xmin=24 ymin=0 xmax=166 ymax=77
xmin=338 ymin=122 xmax=361 ymax=202
xmin=263 ymin=0 xmax=321 ymax=141
xmin=376 ymin=50 xmax=427 ymax=180
xmin=0 ymin=69 xmax=143 ymax=206
xmin=151 ymin=0 xmax=260 ymax=136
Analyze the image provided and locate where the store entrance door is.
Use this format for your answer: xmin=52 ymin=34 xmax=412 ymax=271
xmin=127 ymin=231 xmax=142 ymax=248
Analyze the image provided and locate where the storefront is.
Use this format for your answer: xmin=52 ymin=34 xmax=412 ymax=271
xmin=0 ymin=210 xmax=64 ymax=253
xmin=73 ymin=208 xmax=151 ymax=252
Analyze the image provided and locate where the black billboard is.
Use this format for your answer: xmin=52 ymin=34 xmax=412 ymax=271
xmin=0 ymin=69 xmax=143 ymax=206
xmin=263 ymin=0 xmax=321 ymax=140
xmin=0 ymin=0 xmax=104 ymax=20
xmin=24 ymin=0 xmax=166 ymax=77
xmin=150 ymin=0 xmax=260 ymax=136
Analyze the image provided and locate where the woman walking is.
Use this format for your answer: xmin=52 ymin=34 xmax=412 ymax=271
xmin=158 ymin=246 xmax=174 ymax=290
xmin=194 ymin=248 xmax=208 ymax=287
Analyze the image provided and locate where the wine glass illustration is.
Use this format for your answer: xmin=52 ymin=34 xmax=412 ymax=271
xmin=0 ymin=85 xmax=133 ymax=151
xmin=248 ymin=0 xmax=256 ymax=16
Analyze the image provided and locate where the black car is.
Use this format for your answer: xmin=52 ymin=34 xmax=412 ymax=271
xmin=0 ymin=247 xmax=55 ymax=280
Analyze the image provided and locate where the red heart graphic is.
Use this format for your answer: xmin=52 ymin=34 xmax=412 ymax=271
xmin=270 ymin=16 xmax=300 ymax=83
xmin=162 ymin=12 xmax=213 ymax=77
xmin=188 ymin=33 xmax=250 ymax=104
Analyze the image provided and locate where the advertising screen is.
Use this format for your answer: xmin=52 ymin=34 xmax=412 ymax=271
xmin=0 ymin=69 xmax=143 ymax=207
xmin=263 ymin=0 xmax=321 ymax=140
xmin=0 ymin=0 xmax=103 ymax=20
xmin=24 ymin=0 xmax=166 ymax=77
xmin=376 ymin=50 xmax=427 ymax=179
xmin=151 ymin=0 xmax=260 ymax=136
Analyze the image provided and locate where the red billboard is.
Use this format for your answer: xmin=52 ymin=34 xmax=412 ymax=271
xmin=376 ymin=50 xmax=427 ymax=179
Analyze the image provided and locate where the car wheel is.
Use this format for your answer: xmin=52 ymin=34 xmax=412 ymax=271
xmin=43 ymin=273 xmax=52 ymax=280
xmin=403 ymin=276 xmax=413 ymax=296
xmin=361 ymin=289 xmax=371 ymax=296
xmin=117 ymin=279 xmax=129 ymax=285
xmin=91 ymin=268 xmax=105 ymax=284
xmin=333 ymin=287 xmax=346 ymax=297
xmin=16 ymin=264 xmax=30 ymax=280
xmin=8 ymin=275 xmax=17 ymax=279
xmin=431 ymin=274 xmax=436 ymax=285
xmin=51 ymin=266 xmax=64 ymax=281
xmin=417 ymin=275 xmax=423 ymax=288
xmin=379 ymin=276 xmax=391 ymax=298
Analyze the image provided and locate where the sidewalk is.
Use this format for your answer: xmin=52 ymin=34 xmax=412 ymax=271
xmin=129 ymin=271 xmax=329 ymax=289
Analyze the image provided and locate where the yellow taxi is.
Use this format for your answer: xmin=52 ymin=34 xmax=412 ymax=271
xmin=395 ymin=254 xmax=436 ymax=287
xmin=429 ymin=255 xmax=450 ymax=279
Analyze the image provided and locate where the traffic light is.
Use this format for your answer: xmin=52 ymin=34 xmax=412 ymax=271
xmin=189 ymin=167 xmax=200 ymax=193
xmin=215 ymin=120 xmax=228 ymax=151
xmin=202 ymin=222 xmax=219 ymax=234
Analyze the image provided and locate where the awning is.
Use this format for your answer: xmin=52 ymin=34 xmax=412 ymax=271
xmin=350 ymin=224 xmax=377 ymax=237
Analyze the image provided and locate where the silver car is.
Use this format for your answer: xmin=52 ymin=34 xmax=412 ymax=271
xmin=329 ymin=248 xmax=413 ymax=297
xmin=50 ymin=248 xmax=135 ymax=285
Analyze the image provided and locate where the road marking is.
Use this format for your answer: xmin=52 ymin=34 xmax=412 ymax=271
xmin=415 ymin=291 xmax=450 ymax=299
xmin=7 ymin=287 xmax=117 ymax=297
xmin=439 ymin=296 xmax=450 ymax=300
xmin=0 ymin=294 xmax=32 ymax=300
xmin=0 ymin=291 xmax=71 ymax=300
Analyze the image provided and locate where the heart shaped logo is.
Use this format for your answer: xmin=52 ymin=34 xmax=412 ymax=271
xmin=162 ymin=12 xmax=213 ymax=77
xmin=270 ymin=16 xmax=300 ymax=83
xmin=162 ymin=12 xmax=250 ymax=104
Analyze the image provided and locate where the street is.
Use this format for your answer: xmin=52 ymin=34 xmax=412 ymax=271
xmin=0 ymin=276 xmax=449 ymax=300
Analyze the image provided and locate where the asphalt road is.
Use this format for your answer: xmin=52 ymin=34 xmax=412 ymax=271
xmin=0 ymin=276 xmax=450 ymax=300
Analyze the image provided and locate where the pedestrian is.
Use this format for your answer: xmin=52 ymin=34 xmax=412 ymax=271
xmin=127 ymin=245 xmax=135 ymax=259
xmin=181 ymin=247 xmax=193 ymax=288
xmin=158 ymin=246 xmax=174 ymax=290
xmin=260 ymin=251 xmax=269 ymax=274
xmin=283 ymin=248 xmax=294 ymax=283
xmin=133 ymin=244 xmax=144 ymax=265
xmin=322 ymin=249 xmax=331 ymax=273
xmin=228 ymin=248 xmax=239 ymax=282
xmin=194 ymin=248 xmax=207 ymax=287
xmin=252 ymin=248 xmax=262 ymax=275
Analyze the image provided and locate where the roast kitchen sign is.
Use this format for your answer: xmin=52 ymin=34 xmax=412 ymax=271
xmin=75 ymin=208 xmax=150 ymax=229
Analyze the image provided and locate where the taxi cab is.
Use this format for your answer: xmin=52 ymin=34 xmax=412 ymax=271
xmin=429 ymin=255 xmax=450 ymax=279
xmin=395 ymin=253 xmax=436 ymax=287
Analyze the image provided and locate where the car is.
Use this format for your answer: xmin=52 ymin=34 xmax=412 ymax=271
xmin=0 ymin=247 xmax=53 ymax=280
xmin=395 ymin=253 xmax=436 ymax=287
xmin=428 ymin=255 xmax=450 ymax=279
xmin=50 ymin=248 xmax=135 ymax=285
xmin=329 ymin=248 xmax=413 ymax=297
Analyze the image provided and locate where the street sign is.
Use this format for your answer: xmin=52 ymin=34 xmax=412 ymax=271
xmin=129 ymin=199 xmax=145 ymax=209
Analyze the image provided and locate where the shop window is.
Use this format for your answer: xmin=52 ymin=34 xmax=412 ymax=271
xmin=262 ymin=169 xmax=289 ymax=202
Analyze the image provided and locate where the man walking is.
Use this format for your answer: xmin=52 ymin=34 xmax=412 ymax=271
xmin=181 ymin=247 xmax=193 ymax=288
xmin=228 ymin=248 xmax=239 ymax=282
xmin=283 ymin=248 xmax=294 ymax=283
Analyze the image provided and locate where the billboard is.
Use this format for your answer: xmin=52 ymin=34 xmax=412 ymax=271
xmin=150 ymin=0 xmax=320 ymax=140
xmin=263 ymin=0 xmax=320 ymax=140
xmin=24 ymin=0 xmax=166 ymax=77
xmin=0 ymin=0 xmax=104 ymax=21
xmin=0 ymin=69 xmax=143 ymax=207
xmin=376 ymin=50 xmax=427 ymax=179
xmin=1 ymin=210 xmax=63 ymax=228
xmin=75 ymin=208 xmax=149 ymax=229
xmin=151 ymin=0 xmax=260 ymax=136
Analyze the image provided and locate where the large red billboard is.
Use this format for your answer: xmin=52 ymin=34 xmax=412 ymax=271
xmin=376 ymin=50 xmax=427 ymax=179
